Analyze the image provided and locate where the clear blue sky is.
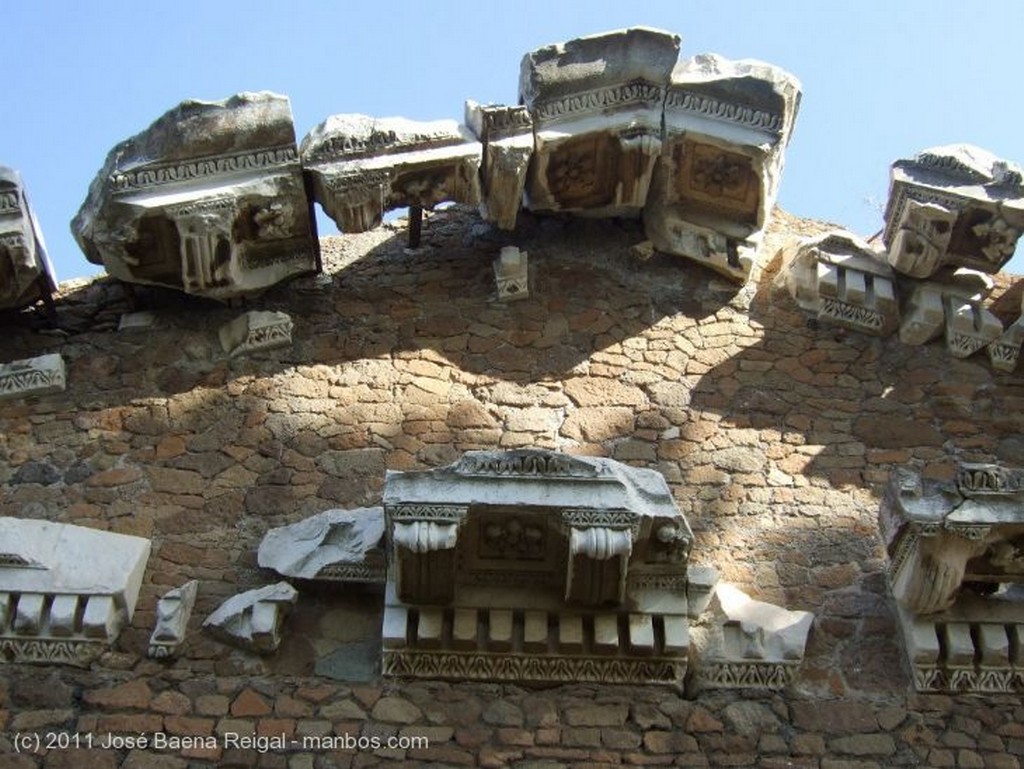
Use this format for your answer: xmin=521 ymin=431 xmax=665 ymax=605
xmin=7 ymin=1 xmax=1024 ymax=282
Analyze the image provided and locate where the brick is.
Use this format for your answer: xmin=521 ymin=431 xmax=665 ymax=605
xmin=83 ymin=679 xmax=151 ymax=709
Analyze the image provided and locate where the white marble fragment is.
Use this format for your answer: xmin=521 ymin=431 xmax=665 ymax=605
xmin=493 ymin=246 xmax=529 ymax=301
xmin=0 ymin=166 xmax=57 ymax=311
xmin=257 ymin=507 xmax=386 ymax=583
xmin=148 ymin=580 xmax=198 ymax=659
xmin=465 ymin=101 xmax=533 ymax=230
xmin=884 ymin=144 xmax=1024 ymax=278
xmin=0 ymin=353 xmax=66 ymax=400
xmin=219 ymin=310 xmax=293 ymax=357
xmin=899 ymin=268 xmax=995 ymax=348
xmin=0 ymin=517 xmax=151 ymax=666
xmin=988 ymin=317 xmax=1024 ymax=372
xmin=118 ymin=311 xmax=157 ymax=331
xmin=202 ymin=582 xmax=297 ymax=654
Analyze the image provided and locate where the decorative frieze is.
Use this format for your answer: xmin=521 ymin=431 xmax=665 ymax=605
xmin=301 ymin=114 xmax=481 ymax=234
xmin=645 ymin=53 xmax=801 ymax=282
xmin=148 ymin=580 xmax=198 ymax=659
xmin=880 ymin=462 xmax=1024 ymax=692
xmin=258 ymin=507 xmax=386 ymax=583
xmin=0 ymin=166 xmax=57 ymax=312
xmin=381 ymin=449 xmax=696 ymax=686
xmin=783 ymin=231 xmax=899 ymax=336
xmin=202 ymin=582 xmax=297 ymax=654
xmin=72 ymin=91 xmax=319 ymax=300
xmin=883 ymin=144 xmax=1024 ymax=278
xmin=0 ymin=518 xmax=151 ymax=667
xmin=0 ymin=353 xmax=66 ymax=400
xmin=988 ymin=294 xmax=1024 ymax=372
xmin=218 ymin=310 xmax=293 ymax=358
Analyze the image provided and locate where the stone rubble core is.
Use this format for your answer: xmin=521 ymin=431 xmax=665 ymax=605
xmin=218 ymin=309 xmax=294 ymax=358
xmin=883 ymin=144 xmax=1024 ymax=279
xmin=897 ymin=268 xmax=1003 ymax=358
xmin=300 ymin=115 xmax=482 ymax=234
xmin=0 ymin=353 xmax=66 ymax=401
xmin=202 ymin=581 xmax=297 ymax=654
xmin=71 ymin=91 xmax=320 ymax=301
xmin=257 ymin=507 xmax=386 ymax=583
xmin=782 ymin=230 xmax=899 ymax=337
xmin=691 ymin=581 xmax=814 ymax=691
xmin=493 ymin=246 xmax=529 ymax=301
xmin=147 ymin=579 xmax=198 ymax=659
xmin=375 ymin=449 xmax=695 ymax=687
xmin=644 ymin=53 xmax=801 ymax=283
xmin=0 ymin=517 xmax=151 ymax=666
xmin=0 ymin=166 xmax=57 ymax=311
xmin=879 ymin=463 xmax=1024 ymax=692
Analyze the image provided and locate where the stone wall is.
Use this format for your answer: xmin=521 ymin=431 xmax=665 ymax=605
xmin=1 ymin=205 xmax=1023 ymax=767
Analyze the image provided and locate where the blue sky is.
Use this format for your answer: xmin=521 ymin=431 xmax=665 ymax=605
xmin=7 ymin=1 xmax=1024 ymax=282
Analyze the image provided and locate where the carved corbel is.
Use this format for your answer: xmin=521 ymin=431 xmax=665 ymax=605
xmin=564 ymin=515 xmax=635 ymax=606
xmin=389 ymin=505 xmax=468 ymax=605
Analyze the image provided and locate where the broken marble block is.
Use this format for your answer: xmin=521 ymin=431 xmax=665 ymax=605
xmin=301 ymin=115 xmax=481 ymax=233
xmin=72 ymin=92 xmax=319 ymax=300
xmin=0 ymin=517 xmax=151 ymax=666
xmin=493 ymin=246 xmax=528 ymax=301
xmin=465 ymin=101 xmax=533 ymax=230
xmin=148 ymin=580 xmax=198 ymax=659
xmin=783 ymin=231 xmax=899 ymax=336
xmin=645 ymin=53 xmax=801 ymax=282
xmin=0 ymin=353 xmax=66 ymax=401
xmin=880 ymin=463 xmax=1024 ymax=692
xmin=219 ymin=310 xmax=293 ymax=357
xmin=883 ymin=144 xmax=1024 ymax=278
xmin=693 ymin=582 xmax=814 ymax=690
xmin=989 ymin=316 xmax=1024 ymax=372
xmin=203 ymin=582 xmax=297 ymax=654
xmin=0 ymin=166 xmax=57 ymax=311
xmin=258 ymin=507 xmax=386 ymax=583
xmin=519 ymin=27 xmax=679 ymax=217
xmin=899 ymin=268 xmax=995 ymax=347
xmin=944 ymin=298 xmax=1003 ymax=358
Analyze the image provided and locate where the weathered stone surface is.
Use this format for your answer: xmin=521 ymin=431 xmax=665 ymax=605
xmin=519 ymin=27 xmax=679 ymax=217
xmin=884 ymin=144 xmax=1024 ymax=278
xmin=0 ymin=353 xmax=66 ymax=401
xmin=202 ymin=581 xmax=297 ymax=654
xmin=257 ymin=507 xmax=386 ymax=583
xmin=465 ymin=101 xmax=533 ymax=230
xmin=72 ymin=92 xmax=318 ymax=300
xmin=0 ymin=517 xmax=150 ymax=666
xmin=898 ymin=268 xmax=995 ymax=348
xmin=301 ymin=114 xmax=481 ymax=233
xmin=494 ymin=246 xmax=528 ymax=301
xmin=645 ymin=53 xmax=801 ymax=282
xmin=783 ymin=231 xmax=899 ymax=336
xmin=0 ymin=166 xmax=57 ymax=311
xmin=219 ymin=311 xmax=293 ymax=357
xmin=148 ymin=580 xmax=198 ymax=659
xmin=381 ymin=449 xmax=693 ymax=686
xmin=693 ymin=582 xmax=814 ymax=690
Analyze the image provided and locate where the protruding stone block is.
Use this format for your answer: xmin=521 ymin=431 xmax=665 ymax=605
xmin=944 ymin=297 xmax=1002 ymax=358
xmin=0 ymin=517 xmax=151 ymax=666
xmin=494 ymin=246 xmax=529 ymax=302
xmin=301 ymin=115 xmax=481 ymax=233
xmin=219 ymin=310 xmax=293 ymax=358
xmin=883 ymin=144 xmax=1024 ymax=278
xmin=257 ymin=507 xmax=386 ymax=583
xmin=72 ymin=92 xmax=319 ymax=300
xmin=0 ymin=353 xmax=66 ymax=401
xmin=989 ymin=317 xmax=1024 ymax=372
xmin=202 ymin=582 xmax=297 ymax=654
xmin=465 ymin=101 xmax=533 ymax=230
xmin=694 ymin=582 xmax=813 ymax=690
xmin=783 ymin=231 xmax=899 ymax=336
xmin=645 ymin=53 xmax=801 ymax=282
xmin=899 ymin=268 xmax=995 ymax=347
xmin=148 ymin=580 xmax=198 ymax=659
xmin=0 ymin=166 xmax=57 ymax=311
xmin=519 ymin=27 xmax=680 ymax=217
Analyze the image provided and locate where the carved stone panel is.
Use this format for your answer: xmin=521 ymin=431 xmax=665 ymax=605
xmin=645 ymin=54 xmax=801 ymax=283
xmin=493 ymin=246 xmax=529 ymax=301
xmin=219 ymin=310 xmax=294 ymax=358
xmin=883 ymin=144 xmax=1024 ymax=278
xmin=0 ymin=518 xmax=151 ymax=666
xmin=148 ymin=580 xmax=198 ymax=659
xmin=0 ymin=166 xmax=57 ymax=312
xmin=72 ymin=92 xmax=319 ymax=300
xmin=0 ymin=353 xmax=66 ymax=401
xmin=301 ymin=114 xmax=481 ymax=234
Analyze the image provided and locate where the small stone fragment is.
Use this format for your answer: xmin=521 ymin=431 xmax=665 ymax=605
xmin=218 ymin=310 xmax=293 ymax=357
xmin=202 ymin=582 xmax=297 ymax=654
xmin=148 ymin=580 xmax=199 ymax=659
xmin=0 ymin=166 xmax=57 ymax=312
xmin=0 ymin=353 xmax=66 ymax=401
